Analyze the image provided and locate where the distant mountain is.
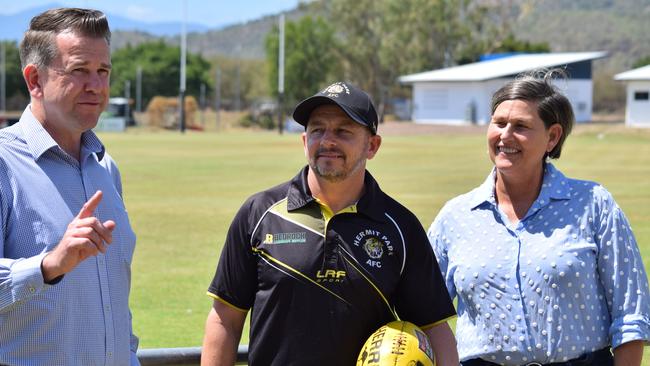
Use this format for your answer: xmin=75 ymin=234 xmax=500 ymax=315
xmin=111 ymin=5 xmax=310 ymax=60
xmin=5 ymin=0 xmax=649 ymax=75
xmin=0 ymin=3 xmax=211 ymax=41
xmin=512 ymin=0 xmax=650 ymax=71
xmin=109 ymin=0 xmax=650 ymax=72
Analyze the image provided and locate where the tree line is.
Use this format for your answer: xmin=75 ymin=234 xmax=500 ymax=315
xmin=3 ymin=0 xmax=649 ymax=117
xmin=266 ymin=0 xmax=551 ymax=121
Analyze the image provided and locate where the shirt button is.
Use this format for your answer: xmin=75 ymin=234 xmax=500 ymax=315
xmin=28 ymin=286 xmax=35 ymax=293
xmin=105 ymin=305 xmax=110 ymax=311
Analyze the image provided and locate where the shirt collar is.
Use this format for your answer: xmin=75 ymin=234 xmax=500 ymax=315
xmin=19 ymin=105 xmax=105 ymax=161
xmin=286 ymin=166 xmax=386 ymax=222
xmin=468 ymin=170 xmax=498 ymax=209
xmin=535 ymin=162 xmax=572 ymax=204
xmin=468 ymin=162 xmax=572 ymax=210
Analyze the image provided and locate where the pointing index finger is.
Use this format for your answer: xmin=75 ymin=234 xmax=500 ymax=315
xmin=77 ymin=191 xmax=103 ymax=219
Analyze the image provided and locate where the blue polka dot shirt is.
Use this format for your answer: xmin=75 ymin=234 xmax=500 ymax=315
xmin=428 ymin=163 xmax=650 ymax=365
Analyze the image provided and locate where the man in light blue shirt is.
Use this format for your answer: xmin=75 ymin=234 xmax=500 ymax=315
xmin=0 ymin=8 xmax=139 ymax=365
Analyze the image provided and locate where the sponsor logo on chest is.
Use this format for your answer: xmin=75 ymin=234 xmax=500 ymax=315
xmin=353 ymin=229 xmax=394 ymax=268
xmin=263 ymin=232 xmax=307 ymax=244
xmin=316 ymin=269 xmax=346 ymax=283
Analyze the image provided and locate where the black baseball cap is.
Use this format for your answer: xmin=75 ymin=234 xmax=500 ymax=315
xmin=292 ymin=81 xmax=378 ymax=135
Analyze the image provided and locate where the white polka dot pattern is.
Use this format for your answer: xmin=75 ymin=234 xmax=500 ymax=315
xmin=0 ymin=109 xmax=139 ymax=365
xmin=428 ymin=163 xmax=650 ymax=365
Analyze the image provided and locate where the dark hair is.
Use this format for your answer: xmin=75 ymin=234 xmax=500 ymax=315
xmin=490 ymin=69 xmax=575 ymax=159
xmin=19 ymin=8 xmax=111 ymax=69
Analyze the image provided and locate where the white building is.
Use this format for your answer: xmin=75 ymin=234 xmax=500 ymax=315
xmin=614 ymin=65 xmax=650 ymax=127
xmin=398 ymin=52 xmax=607 ymax=125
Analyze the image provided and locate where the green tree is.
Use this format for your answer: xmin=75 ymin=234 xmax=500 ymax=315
xmin=2 ymin=41 xmax=29 ymax=110
xmin=457 ymin=33 xmax=550 ymax=65
xmin=110 ymin=41 xmax=213 ymax=109
xmin=323 ymin=0 xmax=480 ymax=119
xmin=632 ymin=56 xmax=650 ymax=69
xmin=496 ymin=34 xmax=550 ymax=53
xmin=209 ymin=55 xmax=268 ymax=110
xmin=322 ymin=0 xmax=552 ymax=119
xmin=321 ymin=0 xmax=386 ymax=116
xmin=265 ymin=16 xmax=339 ymax=112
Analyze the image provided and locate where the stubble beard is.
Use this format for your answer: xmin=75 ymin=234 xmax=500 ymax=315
xmin=310 ymin=143 xmax=368 ymax=183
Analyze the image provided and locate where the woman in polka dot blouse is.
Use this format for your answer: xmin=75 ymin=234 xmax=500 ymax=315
xmin=428 ymin=70 xmax=650 ymax=366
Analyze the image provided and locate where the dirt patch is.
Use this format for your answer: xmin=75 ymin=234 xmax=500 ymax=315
xmin=378 ymin=120 xmax=485 ymax=136
xmin=378 ymin=113 xmax=630 ymax=136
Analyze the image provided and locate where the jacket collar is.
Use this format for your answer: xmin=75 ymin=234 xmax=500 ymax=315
xmin=286 ymin=166 xmax=387 ymax=222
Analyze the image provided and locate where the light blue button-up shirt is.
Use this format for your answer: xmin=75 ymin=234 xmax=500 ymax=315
xmin=0 ymin=107 xmax=139 ymax=365
xmin=428 ymin=163 xmax=650 ymax=365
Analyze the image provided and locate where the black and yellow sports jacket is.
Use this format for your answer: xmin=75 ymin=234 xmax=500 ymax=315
xmin=208 ymin=166 xmax=455 ymax=366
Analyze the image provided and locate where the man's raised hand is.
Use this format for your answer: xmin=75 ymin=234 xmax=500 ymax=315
xmin=41 ymin=191 xmax=116 ymax=282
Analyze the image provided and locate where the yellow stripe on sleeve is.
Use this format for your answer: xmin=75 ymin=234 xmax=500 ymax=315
xmin=420 ymin=314 xmax=458 ymax=330
xmin=206 ymin=292 xmax=249 ymax=313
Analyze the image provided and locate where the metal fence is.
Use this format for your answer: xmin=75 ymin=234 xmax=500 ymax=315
xmin=137 ymin=345 xmax=248 ymax=366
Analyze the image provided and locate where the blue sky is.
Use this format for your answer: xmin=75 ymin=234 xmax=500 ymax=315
xmin=0 ymin=0 xmax=304 ymax=28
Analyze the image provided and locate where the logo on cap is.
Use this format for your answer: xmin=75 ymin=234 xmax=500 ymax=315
xmin=322 ymin=82 xmax=350 ymax=98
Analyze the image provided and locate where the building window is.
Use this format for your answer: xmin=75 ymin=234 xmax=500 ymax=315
xmin=634 ymin=91 xmax=649 ymax=101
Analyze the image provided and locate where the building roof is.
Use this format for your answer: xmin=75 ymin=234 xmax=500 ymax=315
xmin=399 ymin=51 xmax=607 ymax=83
xmin=614 ymin=65 xmax=650 ymax=81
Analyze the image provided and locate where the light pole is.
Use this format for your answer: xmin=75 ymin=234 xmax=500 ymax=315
xmin=179 ymin=0 xmax=187 ymax=133
xmin=214 ymin=66 xmax=221 ymax=129
xmin=200 ymin=83 xmax=206 ymax=126
xmin=234 ymin=44 xmax=241 ymax=112
xmin=124 ymin=79 xmax=131 ymax=126
xmin=136 ymin=65 xmax=142 ymax=113
xmin=277 ymin=14 xmax=285 ymax=134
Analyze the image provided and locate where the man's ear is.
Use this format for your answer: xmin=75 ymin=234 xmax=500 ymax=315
xmin=366 ymin=134 xmax=382 ymax=160
xmin=23 ymin=64 xmax=44 ymax=99
xmin=301 ymin=132 xmax=309 ymax=158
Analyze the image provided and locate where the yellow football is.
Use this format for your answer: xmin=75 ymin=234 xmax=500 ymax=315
xmin=356 ymin=320 xmax=434 ymax=366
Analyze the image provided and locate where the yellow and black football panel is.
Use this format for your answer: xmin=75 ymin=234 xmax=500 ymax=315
xmin=252 ymin=247 xmax=351 ymax=306
xmin=338 ymin=245 xmax=398 ymax=320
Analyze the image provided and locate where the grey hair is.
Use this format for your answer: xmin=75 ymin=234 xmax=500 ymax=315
xmin=491 ymin=68 xmax=575 ymax=159
xmin=19 ymin=8 xmax=111 ymax=69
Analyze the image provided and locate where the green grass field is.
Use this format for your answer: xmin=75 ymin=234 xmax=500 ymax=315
xmin=98 ymin=123 xmax=650 ymax=361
